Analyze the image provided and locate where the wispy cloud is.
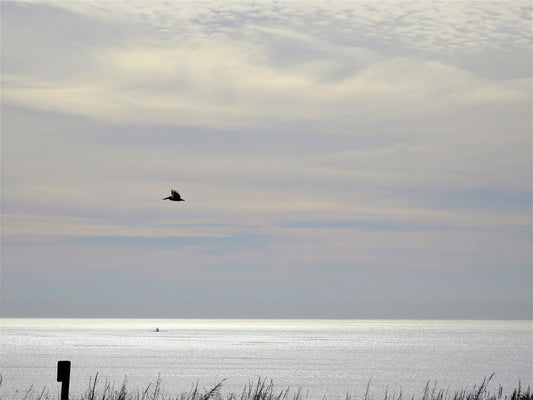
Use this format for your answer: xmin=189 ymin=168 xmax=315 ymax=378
xmin=3 ymin=42 xmax=529 ymax=127
xmin=2 ymin=0 xmax=531 ymax=318
xmin=3 ymin=1 xmax=530 ymax=127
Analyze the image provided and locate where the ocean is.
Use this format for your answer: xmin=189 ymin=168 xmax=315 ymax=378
xmin=0 ymin=319 xmax=531 ymax=399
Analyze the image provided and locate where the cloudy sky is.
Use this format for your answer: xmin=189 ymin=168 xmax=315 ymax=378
xmin=1 ymin=0 xmax=531 ymax=319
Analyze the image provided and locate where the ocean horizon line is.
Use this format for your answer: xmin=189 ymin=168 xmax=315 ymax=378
xmin=1 ymin=317 xmax=531 ymax=321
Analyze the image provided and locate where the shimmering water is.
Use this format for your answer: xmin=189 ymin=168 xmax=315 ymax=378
xmin=0 ymin=319 xmax=531 ymax=399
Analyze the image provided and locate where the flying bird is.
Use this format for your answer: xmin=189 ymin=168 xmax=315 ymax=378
xmin=163 ymin=189 xmax=184 ymax=202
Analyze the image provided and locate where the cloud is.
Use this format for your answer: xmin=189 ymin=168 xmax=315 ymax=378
xmin=2 ymin=1 xmax=530 ymax=128
xmin=2 ymin=0 xmax=531 ymax=318
xmin=2 ymin=100 xmax=529 ymax=243
xmin=282 ymin=219 xmax=462 ymax=232
xmin=3 ymin=50 xmax=529 ymax=128
xmin=40 ymin=1 xmax=531 ymax=54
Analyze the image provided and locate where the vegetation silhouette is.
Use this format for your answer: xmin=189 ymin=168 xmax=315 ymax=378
xmin=6 ymin=375 xmax=532 ymax=400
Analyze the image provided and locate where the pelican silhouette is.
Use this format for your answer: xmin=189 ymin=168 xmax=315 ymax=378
xmin=163 ymin=189 xmax=184 ymax=202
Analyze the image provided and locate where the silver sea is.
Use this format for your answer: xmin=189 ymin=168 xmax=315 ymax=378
xmin=0 ymin=319 xmax=531 ymax=399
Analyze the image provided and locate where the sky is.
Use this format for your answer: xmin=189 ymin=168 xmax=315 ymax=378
xmin=1 ymin=0 xmax=531 ymax=319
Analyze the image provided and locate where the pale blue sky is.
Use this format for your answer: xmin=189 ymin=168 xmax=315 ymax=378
xmin=1 ymin=0 xmax=531 ymax=318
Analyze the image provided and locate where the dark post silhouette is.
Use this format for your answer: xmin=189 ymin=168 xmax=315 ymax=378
xmin=57 ymin=360 xmax=71 ymax=400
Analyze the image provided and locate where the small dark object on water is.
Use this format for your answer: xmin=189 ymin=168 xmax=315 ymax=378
xmin=163 ymin=189 xmax=184 ymax=202
xmin=155 ymin=328 xmax=159 ymax=332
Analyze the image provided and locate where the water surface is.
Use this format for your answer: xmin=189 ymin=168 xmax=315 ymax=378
xmin=0 ymin=319 xmax=531 ymax=399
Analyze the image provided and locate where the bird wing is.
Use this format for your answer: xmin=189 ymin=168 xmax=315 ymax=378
xmin=171 ymin=190 xmax=181 ymax=199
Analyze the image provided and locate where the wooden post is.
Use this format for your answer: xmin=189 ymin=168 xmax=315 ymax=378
xmin=57 ymin=360 xmax=71 ymax=400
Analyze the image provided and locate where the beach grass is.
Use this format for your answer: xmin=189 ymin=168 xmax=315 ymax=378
xmin=5 ymin=375 xmax=532 ymax=400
